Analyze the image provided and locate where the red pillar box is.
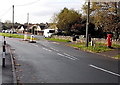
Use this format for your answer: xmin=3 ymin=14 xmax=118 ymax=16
xmin=107 ymin=34 xmax=112 ymax=48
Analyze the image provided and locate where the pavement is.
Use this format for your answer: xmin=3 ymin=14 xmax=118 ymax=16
xmin=98 ymin=48 xmax=120 ymax=58
xmin=0 ymin=42 xmax=2 ymax=85
xmin=0 ymin=36 xmax=14 ymax=85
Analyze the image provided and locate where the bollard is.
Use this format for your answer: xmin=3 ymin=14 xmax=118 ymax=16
xmin=2 ymin=45 xmax=6 ymax=67
xmin=4 ymin=41 xmax=6 ymax=45
xmin=30 ymin=35 xmax=34 ymax=41
xmin=29 ymin=35 xmax=36 ymax=43
xmin=91 ymin=41 xmax=94 ymax=46
xmin=3 ymin=36 xmax=5 ymax=40
xmin=2 ymin=54 xmax=5 ymax=67
xmin=3 ymin=45 xmax=6 ymax=52
xmin=3 ymin=36 xmax=6 ymax=45
xmin=24 ymin=32 xmax=28 ymax=41
xmin=24 ymin=34 xmax=27 ymax=41
xmin=2 ymin=58 xmax=5 ymax=67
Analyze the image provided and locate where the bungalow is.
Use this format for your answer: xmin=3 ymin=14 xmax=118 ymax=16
xmin=28 ymin=25 xmax=44 ymax=35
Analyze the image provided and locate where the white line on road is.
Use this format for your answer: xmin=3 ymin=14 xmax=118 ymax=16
xmin=89 ymin=64 xmax=120 ymax=77
xmin=50 ymin=47 xmax=59 ymax=52
xmin=57 ymin=53 xmax=76 ymax=60
xmin=31 ymin=44 xmax=38 ymax=47
xmin=57 ymin=53 xmax=65 ymax=57
xmin=51 ymin=42 xmax=60 ymax=44
xmin=42 ymin=47 xmax=52 ymax=52
xmin=64 ymin=53 xmax=78 ymax=60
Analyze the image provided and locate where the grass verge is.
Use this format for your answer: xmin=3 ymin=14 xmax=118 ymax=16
xmin=45 ymin=37 xmax=113 ymax=53
xmin=69 ymin=43 xmax=113 ymax=53
xmin=0 ymin=33 xmax=31 ymax=39
xmin=113 ymin=55 xmax=120 ymax=59
xmin=45 ymin=38 xmax=71 ymax=43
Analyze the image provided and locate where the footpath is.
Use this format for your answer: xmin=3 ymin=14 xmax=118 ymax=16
xmin=0 ymin=38 xmax=14 ymax=85
xmin=0 ymin=42 xmax=2 ymax=85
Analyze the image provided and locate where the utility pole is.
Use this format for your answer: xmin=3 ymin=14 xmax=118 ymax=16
xmin=26 ymin=13 xmax=29 ymax=32
xmin=86 ymin=0 xmax=90 ymax=47
xmin=12 ymin=5 xmax=14 ymax=31
xmin=27 ymin=13 xmax=29 ymax=26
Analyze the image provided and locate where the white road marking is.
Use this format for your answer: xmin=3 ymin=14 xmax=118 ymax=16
xmin=57 ymin=53 xmax=65 ymax=57
xmin=89 ymin=64 xmax=120 ymax=77
xmin=52 ymin=42 xmax=60 ymax=44
xmin=57 ymin=53 xmax=76 ymax=60
xmin=64 ymin=53 xmax=78 ymax=60
xmin=31 ymin=44 xmax=38 ymax=47
xmin=50 ymin=47 xmax=59 ymax=52
xmin=42 ymin=47 xmax=52 ymax=52
xmin=64 ymin=56 xmax=76 ymax=60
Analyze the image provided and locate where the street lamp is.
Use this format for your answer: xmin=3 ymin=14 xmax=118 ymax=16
xmin=86 ymin=0 xmax=90 ymax=47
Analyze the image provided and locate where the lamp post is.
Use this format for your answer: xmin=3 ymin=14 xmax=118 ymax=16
xmin=86 ymin=0 xmax=90 ymax=47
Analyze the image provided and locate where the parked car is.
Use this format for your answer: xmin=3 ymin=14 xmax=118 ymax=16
xmin=43 ymin=29 xmax=55 ymax=38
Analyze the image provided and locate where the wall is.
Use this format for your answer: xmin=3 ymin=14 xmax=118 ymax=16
xmin=52 ymin=35 xmax=120 ymax=45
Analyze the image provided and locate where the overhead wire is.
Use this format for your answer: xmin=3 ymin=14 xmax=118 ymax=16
xmin=0 ymin=0 xmax=41 ymax=22
xmin=16 ymin=0 xmax=41 ymax=7
xmin=0 ymin=7 xmax=12 ymax=19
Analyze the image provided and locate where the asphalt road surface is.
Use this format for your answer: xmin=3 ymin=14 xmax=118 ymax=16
xmin=3 ymin=35 xmax=120 ymax=84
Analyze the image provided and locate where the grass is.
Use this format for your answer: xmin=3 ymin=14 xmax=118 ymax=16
xmin=96 ymin=42 xmax=120 ymax=48
xmin=113 ymin=55 xmax=120 ymax=59
xmin=0 ymin=33 xmax=31 ymax=39
xmin=69 ymin=43 xmax=113 ymax=53
xmin=45 ymin=37 xmax=113 ymax=53
xmin=45 ymin=38 xmax=71 ymax=43
xmin=112 ymin=44 xmax=120 ymax=48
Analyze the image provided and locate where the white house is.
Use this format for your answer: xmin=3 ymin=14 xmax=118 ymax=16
xmin=18 ymin=26 xmax=25 ymax=33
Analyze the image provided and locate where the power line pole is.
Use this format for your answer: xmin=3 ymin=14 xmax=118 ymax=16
xmin=12 ymin=5 xmax=14 ymax=30
xmin=86 ymin=0 xmax=90 ymax=47
xmin=27 ymin=13 xmax=29 ymax=32
xmin=27 ymin=13 xmax=29 ymax=25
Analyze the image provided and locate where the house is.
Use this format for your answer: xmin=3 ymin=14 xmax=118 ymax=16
xmin=18 ymin=26 xmax=24 ymax=33
xmin=28 ymin=24 xmax=44 ymax=35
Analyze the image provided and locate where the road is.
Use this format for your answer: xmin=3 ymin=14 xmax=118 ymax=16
xmin=3 ymin=35 xmax=120 ymax=84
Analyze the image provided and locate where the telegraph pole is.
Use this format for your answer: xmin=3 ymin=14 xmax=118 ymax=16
xmin=27 ymin=13 xmax=29 ymax=25
xmin=86 ymin=0 xmax=90 ymax=47
xmin=12 ymin=5 xmax=14 ymax=31
xmin=27 ymin=13 xmax=29 ymax=32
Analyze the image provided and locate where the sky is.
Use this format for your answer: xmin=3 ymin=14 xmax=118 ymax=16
xmin=0 ymin=0 xmax=85 ymax=24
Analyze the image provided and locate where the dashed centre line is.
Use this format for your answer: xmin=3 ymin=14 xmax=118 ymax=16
xmin=63 ymin=53 xmax=78 ymax=60
xmin=31 ymin=44 xmax=38 ymax=47
xmin=42 ymin=47 xmax=52 ymax=52
xmin=50 ymin=47 xmax=59 ymax=52
xmin=57 ymin=53 xmax=77 ymax=60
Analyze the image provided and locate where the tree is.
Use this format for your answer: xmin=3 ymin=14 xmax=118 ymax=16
xmin=53 ymin=7 xmax=82 ymax=35
xmin=82 ymin=2 xmax=120 ymax=38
